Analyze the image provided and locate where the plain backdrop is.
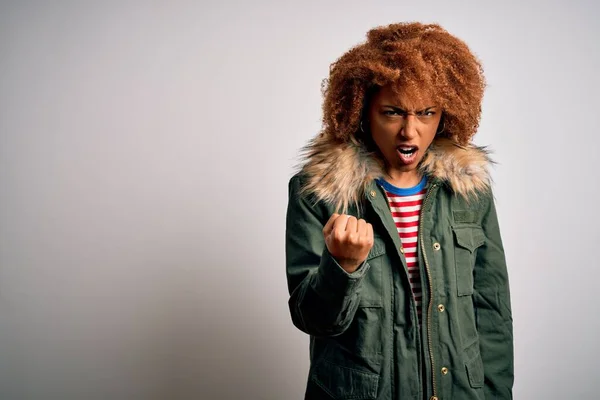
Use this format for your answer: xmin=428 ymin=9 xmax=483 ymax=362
xmin=1 ymin=0 xmax=599 ymax=399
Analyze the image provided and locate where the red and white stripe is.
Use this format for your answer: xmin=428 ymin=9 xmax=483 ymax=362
xmin=385 ymin=188 xmax=427 ymax=321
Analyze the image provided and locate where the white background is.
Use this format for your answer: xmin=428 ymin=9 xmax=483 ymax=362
xmin=1 ymin=0 xmax=598 ymax=399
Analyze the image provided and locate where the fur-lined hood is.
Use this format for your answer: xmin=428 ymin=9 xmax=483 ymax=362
xmin=299 ymin=135 xmax=493 ymax=213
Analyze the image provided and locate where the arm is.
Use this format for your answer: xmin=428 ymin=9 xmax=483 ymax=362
xmin=285 ymin=175 xmax=369 ymax=336
xmin=474 ymin=193 xmax=514 ymax=398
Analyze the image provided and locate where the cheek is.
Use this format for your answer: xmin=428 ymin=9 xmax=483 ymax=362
xmin=420 ymin=123 xmax=439 ymax=146
xmin=419 ymin=135 xmax=436 ymax=154
xmin=370 ymin=125 xmax=397 ymax=150
xmin=426 ymin=126 xmax=438 ymax=141
xmin=371 ymin=119 xmax=398 ymax=140
xmin=369 ymin=131 xmax=386 ymax=154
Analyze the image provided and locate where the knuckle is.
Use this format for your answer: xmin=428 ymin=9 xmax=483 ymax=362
xmin=333 ymin=229 xmax=344 ymax=242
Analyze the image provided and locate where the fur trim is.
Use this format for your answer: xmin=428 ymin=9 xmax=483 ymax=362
xmin=298 ymin=135 xmax=492 ymax=213
xmin=419 ymin=138 xmax=493 ymax=199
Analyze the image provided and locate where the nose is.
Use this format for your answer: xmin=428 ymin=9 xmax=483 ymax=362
xmin=400 ymin=114 xmax=418 ymax=140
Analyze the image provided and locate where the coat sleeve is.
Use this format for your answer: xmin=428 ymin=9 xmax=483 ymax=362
xmin=285 ymin=175 xmax=369 ymax=337
xmin=474 ymin=192 xmax=514 ymax=398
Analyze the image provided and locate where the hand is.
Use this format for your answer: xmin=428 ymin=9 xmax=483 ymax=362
xmin=323 ymin=214 xmax=374 ymax=273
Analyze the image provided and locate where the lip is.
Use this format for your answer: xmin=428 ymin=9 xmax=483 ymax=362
xmin=396 ymin=144 xmax=419 ymax=151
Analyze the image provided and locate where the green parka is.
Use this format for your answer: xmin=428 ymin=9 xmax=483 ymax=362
xmin=285 ymin=136 xmax=513 ymax=400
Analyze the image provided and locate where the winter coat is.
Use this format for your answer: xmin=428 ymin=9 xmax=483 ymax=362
xmin=285 ymin=136 xmax=514 ymax=400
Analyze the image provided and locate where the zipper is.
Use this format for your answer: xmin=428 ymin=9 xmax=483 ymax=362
xmin=420 ymin=183 xmax=437 ymax=400
xmin=382 ymin=180 xmax=436 ymax=399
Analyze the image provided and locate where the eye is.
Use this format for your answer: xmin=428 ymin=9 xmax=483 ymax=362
xmin=382 ymin=109 xmax=409 ymax=117
xmin=417 ymin=110 xmax=436 ymax=117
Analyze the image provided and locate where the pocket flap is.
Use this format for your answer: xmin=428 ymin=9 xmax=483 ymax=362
xmin=464 ymin=338 xmax=484 ymax=388
xmin=362 ymin=236 xmax=385 ymax=307
xmin=311 ymin=360 xmax=380 ymax=399
xmin=367 ymin=237 xmax=386 ymax=260
xmin=466 ymin=356 xmax=484 ymax=388
xmin=453 ymin=226 xmax=485 ymax=252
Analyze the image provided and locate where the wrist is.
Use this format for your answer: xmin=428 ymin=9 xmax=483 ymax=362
xmin=337 ymin=258 xmax=363 ymax=273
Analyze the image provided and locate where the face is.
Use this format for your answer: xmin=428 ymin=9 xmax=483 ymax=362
xmin=367 ymin=84 xmax=442 ymax=183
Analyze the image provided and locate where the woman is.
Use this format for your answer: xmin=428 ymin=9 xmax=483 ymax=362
xmin=285 ymin=22 xmax=513 ymax=400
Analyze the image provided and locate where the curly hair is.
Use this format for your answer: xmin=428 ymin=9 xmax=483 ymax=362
xmin=322 ymin=22 xmax=486 ymax=146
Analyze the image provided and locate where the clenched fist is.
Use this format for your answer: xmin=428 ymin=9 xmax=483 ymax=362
xmin=323 ymin=214 xmax=374 ymax=273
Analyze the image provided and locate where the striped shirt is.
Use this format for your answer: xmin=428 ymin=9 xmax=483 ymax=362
xmin=377 ymin=177 xmax=427 ymax=322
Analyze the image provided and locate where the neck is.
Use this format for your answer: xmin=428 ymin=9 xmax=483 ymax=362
xmin=383 ymin=169 xmax=422 ymax=188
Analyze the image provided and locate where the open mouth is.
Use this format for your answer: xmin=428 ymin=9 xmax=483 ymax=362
xmin=396 ymin=146 xmax=419 ymax=164
xmin=398 ymin=146 xmax=417 ymax=155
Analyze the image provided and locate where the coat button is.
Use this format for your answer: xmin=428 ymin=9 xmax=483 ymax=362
xmin=369 ymin=190 xmax=377 ymax=198
xmin=400 ymin=247 xmax=404 ymax=254
xmin=437 ymin=304 xmax=445 ymax=312
xmin=441 ymin=367 xmax=449 ymax=375
xmin=433 ymin=242 xmax=441 ymax=251
xmin=430 ymin=397 xmax=439 ymax=400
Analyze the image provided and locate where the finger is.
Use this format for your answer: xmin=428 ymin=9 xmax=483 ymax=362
xmin=366 ymin=223 xmax=374 ymax=242
xmin=345 ymin=216 xmax=358 ymax=234
xmin=357 ymin=219 xmax=368 ymax=237
xmin=323 ymin=213 xmax=340 ymax=235
xmin=332 ymin=214 xmax=350 ymax=234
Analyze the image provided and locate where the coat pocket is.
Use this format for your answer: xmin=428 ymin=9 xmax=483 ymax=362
xmin=452 ymin=226 xmax=485 ymax=296
xmin=463 ymin=338 xmax=485 ymax=389
xmin=359 ymin=235 xmax=386 ymax=308
xmin=311 ymin=359 xmax=380 ymax=399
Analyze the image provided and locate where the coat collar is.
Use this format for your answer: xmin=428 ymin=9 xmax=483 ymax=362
xmin=298 ymin=134 xmax=493 ymax=213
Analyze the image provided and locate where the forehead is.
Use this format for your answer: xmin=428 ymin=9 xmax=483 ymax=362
xmin=373 ymin=84 xmax=437 ymax=109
